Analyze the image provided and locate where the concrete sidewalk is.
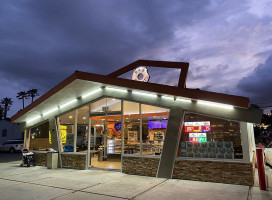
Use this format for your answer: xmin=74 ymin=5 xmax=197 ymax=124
xmin=0 ymin=161 xmax=271 ymax=200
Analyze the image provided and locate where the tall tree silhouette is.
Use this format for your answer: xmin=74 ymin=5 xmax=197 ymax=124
xmin=27 ymin=89 xmax=39 ymax=103
xmin=0 ymin=105 xmax=3 ymax=119
xmin=1 ymin=97 xmax=13 ymax=119
xmin=17 ymin=91 xmax=28 ymax=109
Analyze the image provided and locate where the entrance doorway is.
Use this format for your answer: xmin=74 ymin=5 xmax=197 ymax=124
xmin=90 ymin=113 xmax=122 ymax=170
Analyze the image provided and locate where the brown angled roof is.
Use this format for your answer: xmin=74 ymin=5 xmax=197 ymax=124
xmin=11 ymin=60 xmax=249 ymax=122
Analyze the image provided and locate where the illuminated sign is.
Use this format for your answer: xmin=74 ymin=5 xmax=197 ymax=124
xmin=189 ymin=133 xmax=207 ymax=143
xmin=114 ymin=123 xmax=122 ymax=131
xmin=185 ymin=121 xmax=211 ymax=133
xmin=49 ymin=131 xmax=51 ymax=144
xmin=49 ymin=127 xmax=67 ymax=144
xmin=148 ymin=120 xmax=168 ymax=129
xmin=60 ymin=125 xmax=67 ymax=144
xmin=132 ymin=67 xmax=150 ymax=82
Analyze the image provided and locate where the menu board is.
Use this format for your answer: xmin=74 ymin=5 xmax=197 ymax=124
xmin=184 ymin=121 xmax=211 ymax=133
xmin=180 ymin=141 xmax=234 ymax=159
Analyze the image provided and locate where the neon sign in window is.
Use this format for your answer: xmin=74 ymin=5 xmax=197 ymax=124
xmin=185 ymin=121 xmax=211 ymax=133
xmin=189 ymin=133 xmax=207 ymax=143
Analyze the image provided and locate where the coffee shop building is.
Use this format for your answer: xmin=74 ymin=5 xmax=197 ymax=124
xmin=11 ymin=60 xmax=262 ymax=186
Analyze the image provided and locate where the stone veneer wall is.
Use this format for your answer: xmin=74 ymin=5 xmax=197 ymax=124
xmin=122 ymin=156 xmax=160 ymax=177
xmin=61 ymin=153 xmax=87 ymax=170
xmin=172 ymin=158 xmax=255 ymax=186
xmin=30 ymin=138 xmax=51 ymax=150
xmin=33 ymin=152 xmax=47 ymax=167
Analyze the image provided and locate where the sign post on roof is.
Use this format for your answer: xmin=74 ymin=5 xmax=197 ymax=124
xmin=132 ymin=67 xmax=150 ymax=82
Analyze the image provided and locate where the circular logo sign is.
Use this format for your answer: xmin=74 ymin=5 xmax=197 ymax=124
xmin=132 ymin=67 xmax=150 ymax=82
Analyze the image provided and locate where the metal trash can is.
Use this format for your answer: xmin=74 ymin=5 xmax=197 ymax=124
xmin=47 ymin=149 xmax=58 ymax=169
xmin=98 ymin=150 xmax=103 ymax=161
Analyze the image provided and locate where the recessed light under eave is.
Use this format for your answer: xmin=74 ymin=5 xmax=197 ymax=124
xmin=82 ymin=88 xmax=102 ymax=99
xmin=26 ymin=115 xmax=41 ymax=123
xmin=197 ymin=100 xmax=234 ymax=110
xmin=106 ymin=86 xmax=127 ymax=93
xmin=59 ymin=99 xmax=77 ymax=109
xmin=176 ymin=98 xmax=192 ymax=103
xmin=132 ymin=91 xmax=157 ymax=98
xmin=161 ymin=96 xmax=175 ymax=101
xmin=43 ymin=107 xmax=58 ymax=116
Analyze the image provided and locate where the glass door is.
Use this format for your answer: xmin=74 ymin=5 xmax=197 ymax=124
xmin=89 ymin=98 xmax=122 ymax=169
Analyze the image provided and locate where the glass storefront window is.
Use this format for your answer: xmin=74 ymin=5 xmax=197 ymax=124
xmin=178 ymin=112 xmax=242 ymax=159
xmin=77 ymin=105 xmax=89 ymax=152
xmin=29 ymin=121 xmax=51 ymax=151
xmin=124 ymin=101 xmax=140 ymax=154
xmin=91 ymin=98 xmax=121 ymax=113
xmin=58 ymin=110 xmax=76 ymax=152
xmin=141 ymin=104 xmax=170 ymax=155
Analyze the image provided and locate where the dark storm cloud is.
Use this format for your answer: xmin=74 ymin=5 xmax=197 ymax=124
xmin=0 ymin=0 xmax=214 ymax=116
xmin=237 ymin=54 xmax=272 ymax=104
xmin=1 ymin=0 xmax=272 ymax=117
xmin=0 ymin=0 xmax=211 ymax=91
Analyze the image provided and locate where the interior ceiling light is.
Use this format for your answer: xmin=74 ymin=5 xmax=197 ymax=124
xmin=106 ymin=86 xmax=127 ymax=93
xmin=83 ymin=117 xmax=86 ymax=119
xmin=69 ymin=116 xmax=73 ymax=119
xmin=82 ymin=88 xmax=102 ymax=99
xmin=26 ymin=115 xmax=41 ymax=123
xmin=60 ymin=99 xmax=77 ymax=109
xmin=197 ymin=100 xmax=234 ymax=109
xmin=176 ymin=98 xmax=192 ymax=103
xmin=43 ymin=107 xmax=58 ymax=116
xmin=132 ymin=91 xmax=157 ymax=98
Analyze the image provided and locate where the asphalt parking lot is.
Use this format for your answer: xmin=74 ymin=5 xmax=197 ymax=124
xmin=0 ymin=152 xmax=21 ymax=163
xmin=0 ymin=153 xmax=271 ymax=200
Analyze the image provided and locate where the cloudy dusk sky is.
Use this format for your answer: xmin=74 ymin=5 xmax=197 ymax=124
xmin=0 ymin=0 xmax=272 ymax=117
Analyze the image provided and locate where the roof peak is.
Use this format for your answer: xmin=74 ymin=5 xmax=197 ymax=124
xmin=108 ymin=59 xmax=189 ymax=88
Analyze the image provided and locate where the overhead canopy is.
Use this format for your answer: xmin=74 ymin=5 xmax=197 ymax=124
xmin=11 ymin=60 xmax=258 ymax=125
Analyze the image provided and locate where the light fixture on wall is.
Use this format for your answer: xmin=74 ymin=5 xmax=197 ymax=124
xmin=197 ymin=100 xmax=234 ymax=109
xmin=82 ymin=88 xmax=102 ymax=99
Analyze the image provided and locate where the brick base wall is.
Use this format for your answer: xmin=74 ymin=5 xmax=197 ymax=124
xmin=61 ymin=153 xmax=87 ymax=170
xmin=173 ymin=159 xmax=254 ymax=185
xmin=122 ymin=156 xmax=160 ymax=177
xmin=33 ymin=152 xmax=47 ymax=167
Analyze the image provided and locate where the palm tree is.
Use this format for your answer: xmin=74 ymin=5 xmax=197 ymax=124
xmin=16 ymin=91 xmax=28 ymax=109
xmin=27 ymin=89 xmax=39 ymax=103
xmin=1 ymin=97 xmax=13 ymax=119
